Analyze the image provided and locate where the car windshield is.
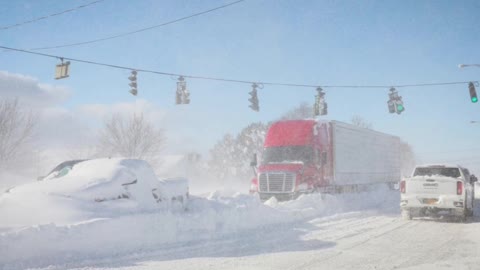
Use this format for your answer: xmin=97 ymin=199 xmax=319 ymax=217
xmin=46 ymin=160 xmax=86 ymax=176
xmin=262 ymin=146 xmax=313 ymax=164
xmin=413 ymin=167 xmax=461 ymax=178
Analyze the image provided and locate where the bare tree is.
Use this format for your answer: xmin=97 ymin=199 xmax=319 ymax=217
xmin=0 ymin=99 xmax=36 ymax=169
xmin=280 ymin=102 xmax=314 ymax=120
xmin=98 ymin=113 xmax=165 ymax=162
xmin=351 ymin=115 xmax=373 ymax=129
xmin=208 ymin=122 xmax=267 ymax=180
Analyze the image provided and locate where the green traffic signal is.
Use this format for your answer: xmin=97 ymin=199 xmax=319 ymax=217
xmin=469 ymin=82 xmax=478 ymax=103
xmin=397 ymin=104 xmax=404 ymax=112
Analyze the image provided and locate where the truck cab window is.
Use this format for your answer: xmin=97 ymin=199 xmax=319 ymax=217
xmin=262 ymin=146 xmax=314 ymax=164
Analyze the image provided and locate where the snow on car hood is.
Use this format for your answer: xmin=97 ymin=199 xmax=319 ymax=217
xmin=0 ymin=158 xmax=162 ymax=228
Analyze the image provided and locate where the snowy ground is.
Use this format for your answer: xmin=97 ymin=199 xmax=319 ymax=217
xmin=1 ymin=186 xmax=480 ymax=270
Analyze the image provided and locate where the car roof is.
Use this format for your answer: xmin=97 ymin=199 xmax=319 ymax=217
xmin=416 ymin=164 xmax=467 ymax=170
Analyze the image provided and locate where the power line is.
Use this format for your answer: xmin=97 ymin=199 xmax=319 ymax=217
xmin=434 ymin=157 xmax=480 ymax=164
xmin=29 ymin=0 xmax=247 ymax=51
xmin=0 ymin=44 xmax=478 ymax=90
xmin=0 ymin=0 xmax=106 ymax=30
xmin=417 ymin=149 xmax=480 ymax=155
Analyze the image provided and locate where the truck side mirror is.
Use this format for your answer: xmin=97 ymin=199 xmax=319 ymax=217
xmin=470 ymin=175 xmax=478 ymax=183
xmin=250 ymin=153 xmax=257 ymax=167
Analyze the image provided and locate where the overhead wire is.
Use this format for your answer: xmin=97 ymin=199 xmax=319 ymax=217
xmin=0 ymin=0 xmax=106 ymax=30
xmin=417 ymin=149 xmax=480 ymax=155
xmin=29 ymin=0 xmax=247 ymax=51
xmin=0 ymin=45 xmax=477 ymax=89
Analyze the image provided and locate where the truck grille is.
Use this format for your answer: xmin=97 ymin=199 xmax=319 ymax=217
xmin=258 ymin=172 xmax=295 ymax=193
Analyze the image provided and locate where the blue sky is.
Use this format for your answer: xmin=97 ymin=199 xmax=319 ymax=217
xmin=1 ymin=0 xmax=480 ymax=172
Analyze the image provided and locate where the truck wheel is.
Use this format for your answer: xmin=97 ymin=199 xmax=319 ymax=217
xmin=467 ymin=207 xmax=474 ymax=217
xmin=402 ymin=210 xmax=412 ymax=220
xmin=470 ymin=199 xmax=475 ymax=216
xmin=457 ymin=210 xmax=467 ymax=223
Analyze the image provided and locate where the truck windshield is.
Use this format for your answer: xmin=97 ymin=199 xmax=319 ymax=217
xmin=413 ymin=167 xmax=461 ymax=178
xmin=262 ymin=146 xmax=313 ymax=164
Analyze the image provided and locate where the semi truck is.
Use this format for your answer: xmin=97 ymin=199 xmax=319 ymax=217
xmin=249 ymin=119 xmax=402 ymax=201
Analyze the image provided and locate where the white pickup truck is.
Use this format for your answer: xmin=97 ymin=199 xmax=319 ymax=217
xmin=400 ymin=164 xmax=477 ymax=222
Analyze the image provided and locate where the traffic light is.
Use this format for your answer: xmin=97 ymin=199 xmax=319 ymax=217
xmin=469 ymin=82 xmax=478 ymax=103
xmin=176 ymin=76 xmax=190 ymax=104
xmin=387 ymin=100 xmax=395 ymax=113
xmin=387 ymin=87 xmax=405 ymax=114
xmin=396 ymin=97 xmax=405 ymax=114
xmin=128 ymin=70 xmax=137 ymax=96
xmin=175 ymin=89 xmax=182 ymax=104
xmin=55 ymin=58 xmax=70 ymax=80
xmin=183 ymin=89 xmax=190 ymax=104
xmin=322 ymin=102 xmax=328 ymax=115
xmin=314 ymin=87 xmax=327 ymax=116
xmin=387 ymin=89 xmax=397 ymax=113
xmin=249 ymin=83 xmax=259 ymax=112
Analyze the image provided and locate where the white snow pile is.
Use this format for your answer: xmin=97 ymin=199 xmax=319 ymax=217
xmin=0 ymin=182 xmax=399 ymax=269
xmin=0 ymin=158 xmax=188 ymax=229
xmin=0 ymin=171 xmax=32 ymax=194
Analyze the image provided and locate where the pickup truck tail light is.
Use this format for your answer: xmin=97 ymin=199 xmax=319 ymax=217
xmin=457 ymin=181 xmax=463 ymax=195
xmin=400 ymin=180 xmax=406 ymax=193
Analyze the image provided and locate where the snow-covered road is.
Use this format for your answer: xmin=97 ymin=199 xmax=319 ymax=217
xmin=69 ymin=209 xmax=480 ymax=270
xmin=2 ymin=188 xmax=480 ymax=270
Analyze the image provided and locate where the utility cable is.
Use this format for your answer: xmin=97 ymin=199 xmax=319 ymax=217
xmin=0 ymin=45 xmax=477 ymax=89
xmin=29 ymin=0 xmax=247 ymax=50
xmin=0 ymin=0 xmax=106 ymax=30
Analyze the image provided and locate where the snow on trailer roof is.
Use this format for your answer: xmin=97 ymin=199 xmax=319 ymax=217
xmin=331 ymin=120 xmax=400 ymax=140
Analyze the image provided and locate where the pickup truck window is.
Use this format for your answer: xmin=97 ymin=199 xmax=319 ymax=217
xmin=413 ymin=167 xmax=461 ymax=178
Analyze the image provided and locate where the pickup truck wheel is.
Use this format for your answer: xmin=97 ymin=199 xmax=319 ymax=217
xmin=457 ymin=210 xmax=467 ymax=223
xmin=402 ymin=210 xmax=412 ymax=220
xmin=467 ymin=207 xmax=474 ymax=217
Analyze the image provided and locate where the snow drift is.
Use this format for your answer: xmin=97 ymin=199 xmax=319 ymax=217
xmin=0 ymin=185 xmax=399 ymax=269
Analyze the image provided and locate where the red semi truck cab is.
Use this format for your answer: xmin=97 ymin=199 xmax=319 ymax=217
xmin=250 ymin=119 xmax=401 ymax=201
xmin=250 ymin=119 xmax=333 ymax=201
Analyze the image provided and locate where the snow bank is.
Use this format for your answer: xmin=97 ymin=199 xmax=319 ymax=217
xmin=0 ymin=186 xmax=399 ymax=269
xmin=0 ymin=171 xmax=33 ymax=193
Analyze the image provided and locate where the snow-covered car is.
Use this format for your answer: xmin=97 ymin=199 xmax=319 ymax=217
xmin=154 ymin=177 xmax=189 ymax=205
xmin=0 ymin=158 xmax=189 ymax=227
xmin=400 ymin=164 xmax=476 ymax=222
xmin=37 ymin=159 xmax=87 ymax=181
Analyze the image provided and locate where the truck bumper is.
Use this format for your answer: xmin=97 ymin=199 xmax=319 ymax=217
xmin=400 ymin=194 xmax=465 ymax=215
xmin=259 ymin=192 xmax=297 ymax=201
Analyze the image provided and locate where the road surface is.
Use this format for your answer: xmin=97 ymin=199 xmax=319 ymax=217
xmin=67 ymin=202 xmax=480 ymax=270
